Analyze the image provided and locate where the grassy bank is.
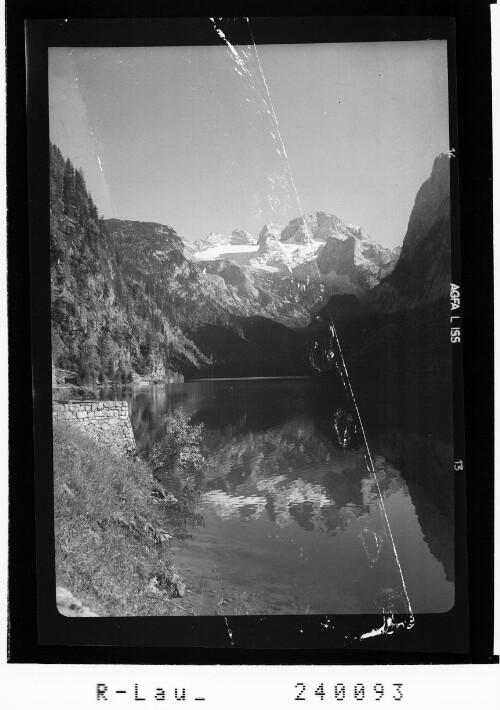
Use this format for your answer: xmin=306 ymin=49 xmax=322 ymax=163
xmin=54 ymin=420 xmax=197 ymax=616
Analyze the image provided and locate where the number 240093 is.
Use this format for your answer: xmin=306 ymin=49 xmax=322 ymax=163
xmin=294 ymin=683 xmax=403 ymax=702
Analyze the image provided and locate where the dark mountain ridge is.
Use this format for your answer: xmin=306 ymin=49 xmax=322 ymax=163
xmin=309 ymin=154 xmax=453 ymax=429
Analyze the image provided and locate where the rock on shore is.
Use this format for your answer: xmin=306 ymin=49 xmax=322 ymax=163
xmin=56 ymin=586 xmax=99 ymax=617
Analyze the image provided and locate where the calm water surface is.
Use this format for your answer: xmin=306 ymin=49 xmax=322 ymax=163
xmin=101 ymin=378 xmax=454 ymax=615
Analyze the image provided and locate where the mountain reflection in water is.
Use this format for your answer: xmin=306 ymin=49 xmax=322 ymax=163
xmin=100 ymin=378 xmax=454 ymax=615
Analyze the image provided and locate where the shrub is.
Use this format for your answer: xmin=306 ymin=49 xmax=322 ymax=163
xmin=147 ymin=410 xmax=205 ymax=472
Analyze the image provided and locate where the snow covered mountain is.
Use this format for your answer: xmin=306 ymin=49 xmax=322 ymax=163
xmin=191 ymin=229 xmax=257 ymax=266
xmin=191 ymin=212 xmax=400 ymax=296
xmin=195 ymin=228 xmax=256 ymax=249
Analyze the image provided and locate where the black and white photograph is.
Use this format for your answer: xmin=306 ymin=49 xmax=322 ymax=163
xmin=46 ymin=19 xmax=459 ymax=629
xmin=15 ymin=8 xmax=496 ymax=661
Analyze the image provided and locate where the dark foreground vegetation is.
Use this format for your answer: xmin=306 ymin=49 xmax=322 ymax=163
xmin=54 ymin=420 xmax=202 ymax=616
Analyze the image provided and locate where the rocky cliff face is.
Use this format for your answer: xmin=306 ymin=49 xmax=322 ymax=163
xmin=281 ymin=211 xmax=350 ymax=244
xmin=315 ymin=228 xmax=396 ymax=293
xmin=193 ymin=231 xmax=229 ymax=251
xmin=258 ymin=221 xmax=283 ymax=247
xmin=399 ymin=154 xmax=451 ymax=262
xmin=230 ymin=228 xmax=256 ymax=245
xmin=291 ymin=213 xmax=398 ymax=294
xmin=362 ymin=154 xmax=451 ymax=311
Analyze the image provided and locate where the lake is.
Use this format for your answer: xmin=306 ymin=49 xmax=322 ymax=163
xmin=101 ymin=377 xmax=454 ymax=616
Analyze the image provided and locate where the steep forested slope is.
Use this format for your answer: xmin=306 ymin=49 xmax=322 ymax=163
xmin=50 ymin=144 xmax=209 ymax=383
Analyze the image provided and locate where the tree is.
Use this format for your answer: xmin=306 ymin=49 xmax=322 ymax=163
xmin=51 ymin=330 xmax=67 ymax=366
xmin=114 ymin=362 xmax=125 ymax=386
xmin=63 ymin=158 xmax=76 ymax=217
xmin=50 ymin=145 xmax=64 ymax=206
xmin=147 ymin=411 xmax=205 ymax=471
xmin=74 ymin=169 xmax=90 ymax=225
xmin=78 ymin=342 xmax=101 ymax=386
xmin=98 ymin=331 xmax=115 ymax=379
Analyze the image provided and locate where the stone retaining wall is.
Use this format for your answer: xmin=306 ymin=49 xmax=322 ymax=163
xmin=52 ymin=401 xmax=136 ymax=456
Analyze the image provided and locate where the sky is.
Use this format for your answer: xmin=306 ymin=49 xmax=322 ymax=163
xmin=49 ymin=35 xmax=449 ymax=249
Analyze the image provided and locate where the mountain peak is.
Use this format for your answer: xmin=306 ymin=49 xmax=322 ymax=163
xmin=194 ymin=229 xmax=256 ymax=252
xmin=194 ymin=231 xmax=228 ymax=251
xmin=207 ymin=231 xmax=229 ymax=245
xmin=230 ymin=229 xmax=256 ymax=245
xmin=280 ymin=211 xmax=357 ymax=245
xmin=258 ymin=222 xmax=284 ymax=248
xmin=191 ymin=211 xmax=399 ymax=294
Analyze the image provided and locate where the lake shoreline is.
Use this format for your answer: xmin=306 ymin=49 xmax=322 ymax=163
xmin=53 ymin=419 xmax=202 ymax=616
xmin=54 ymin=376 xmax=454 ymax=616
